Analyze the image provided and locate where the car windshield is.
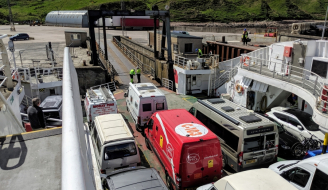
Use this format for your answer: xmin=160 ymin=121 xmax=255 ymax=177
xmin=104 ymin=142 xmax=137 ymax=160
xmin=284 ymin=109 xmax=319 ymax=131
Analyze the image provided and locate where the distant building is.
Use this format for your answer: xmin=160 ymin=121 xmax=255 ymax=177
xmin=148 ymin=31 xmax=203 ymax=59
xmin=45 ymin=10 xmax=88 ymax=28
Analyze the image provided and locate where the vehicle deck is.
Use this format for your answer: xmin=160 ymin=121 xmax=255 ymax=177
xmin=0 ymin=127 xmax=62 ymax=189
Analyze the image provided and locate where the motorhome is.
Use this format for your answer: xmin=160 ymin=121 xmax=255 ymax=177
xmin=189 ymin=98 xmax=279 ymax=172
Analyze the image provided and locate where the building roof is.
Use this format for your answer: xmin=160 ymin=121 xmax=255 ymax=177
xmin=156 ymin=109 xmax=218 ymax=144
xmin=94 ymin=114 xmax=133 ymax=144
xmin=152 ymin=31 xmax=203 ymax=39
xmin=131 ymin=83 xmax=165 ymax=97
xmin=214 ymin=169 xmax=298 ymax=190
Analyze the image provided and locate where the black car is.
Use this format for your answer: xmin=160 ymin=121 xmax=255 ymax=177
xmin=10 ymin=33 xmax=29 ymax=41
xmin=262 ymin=115 xmax=302 ymax=159
xmin=101 ymin=166 xmax=168 ymax=190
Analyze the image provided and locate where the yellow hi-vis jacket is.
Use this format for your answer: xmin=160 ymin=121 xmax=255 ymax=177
xmin=242 ymin=31 xmax=248 ymax=38
xmin=136 ymin=69 xmax=141 ymax=74
xmin=130 ymin=69 xmax=135 ymax=75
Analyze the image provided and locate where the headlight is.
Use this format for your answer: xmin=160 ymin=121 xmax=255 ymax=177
xmin=281 ymin=145 xmax=290 ymax=149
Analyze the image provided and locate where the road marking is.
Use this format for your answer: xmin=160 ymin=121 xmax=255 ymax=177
xmin=0 ymin=127 xmax=62 ymax=139
xmin=182 ymin=97 xmax=194 ymax=105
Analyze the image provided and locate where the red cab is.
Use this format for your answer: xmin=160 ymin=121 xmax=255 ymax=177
xmin=144 ymin=109 xmax=223 ymax=190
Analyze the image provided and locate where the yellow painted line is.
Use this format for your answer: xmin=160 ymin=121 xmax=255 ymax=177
xmin=114 ymin=91 xmax=123 ymax=95
xmin=0 ymin=127 xmax=62 ymax=139
xmin=182 ymin=97 xmax=194 ymax=105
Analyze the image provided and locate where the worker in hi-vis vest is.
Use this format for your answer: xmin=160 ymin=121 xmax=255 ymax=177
xmin=196 ymin=48 xmax=203 ymax=58
xmin=136 ymin=66 xmax=141 ymax=83
xmin=130 ymin=69 xmax=135 ymax=83
xmin=242 ymin=28 xmax=249 ymax=46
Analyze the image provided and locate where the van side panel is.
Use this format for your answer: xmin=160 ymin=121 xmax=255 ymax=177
xmin=180 ymin=139 xmax=222 ymax=188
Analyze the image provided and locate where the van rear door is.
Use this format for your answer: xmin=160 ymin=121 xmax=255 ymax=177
xmin=202 ymin=139 xmax=222 ymax=184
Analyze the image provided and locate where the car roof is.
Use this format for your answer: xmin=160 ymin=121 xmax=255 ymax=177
xmin=154 ymin=109 xmax=218 ymax=144
xmin=94 ymin=114 xmax=133 ymax=144
xmin=299 ymin=154 xmax=328 ymax=172
xmin=130 ymin=83 xmax=165 ymax=97
xmin=108 ymin=167 xmax=167 ymax=190
xmin=214 ymin=168 xmax=298 ymax=190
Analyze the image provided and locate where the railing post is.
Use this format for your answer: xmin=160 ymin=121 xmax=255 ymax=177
xmin=314 ymin=76 xmax=318 ymax=95
xmin=273 ymin=62 xmax=276 ymax=78
xmin=260 ymin=57 xmax=262 ymax=74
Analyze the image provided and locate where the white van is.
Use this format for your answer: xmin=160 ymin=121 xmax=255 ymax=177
xmin=124 ymin=83 xmax=167 ymax=132
xmin=189 ymin=98 xmax=279 ymax=172
xmin=90 ymin=114 xmax=141 ymax=174
xmin=269 ymin=154 xmax=328 ymax=190
xmin=85 ymin=82 xmax=117 ymax=123
xmin=197 ymin=168 xmax=298 ymax=190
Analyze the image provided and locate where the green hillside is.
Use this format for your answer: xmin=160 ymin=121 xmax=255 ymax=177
xmin=0 ymin=0 xmax=328 ymax=24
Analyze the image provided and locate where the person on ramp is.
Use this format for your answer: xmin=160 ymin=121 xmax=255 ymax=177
xmin=130 ymin=68 xmax=135 ymax=83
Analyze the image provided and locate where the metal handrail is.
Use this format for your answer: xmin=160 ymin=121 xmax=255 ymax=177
xmin=240 ymin=52 xmax=328 ymax=114
xmin=113 ymin=37 xmax=155 ymax=77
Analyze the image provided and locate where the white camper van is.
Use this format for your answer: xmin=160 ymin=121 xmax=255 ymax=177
xmin=90 ymin=114 xmax=141 ymax=174
xmin=85 ymin=83 xmax=117 ymax=123
xmin=124 ymin=83 xmax=168 ymax=132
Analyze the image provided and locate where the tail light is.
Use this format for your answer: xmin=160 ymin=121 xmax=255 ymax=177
xmin=238 ymin=152 xmax=243 ymax=165
xmin=138 ymin=116 xmax=141 ymax=124
xmin=100 ymin=169 xmax=106 ymax=174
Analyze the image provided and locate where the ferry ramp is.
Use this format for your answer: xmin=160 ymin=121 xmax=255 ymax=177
xmin=0 ymin=128 xmax=62 ymax=189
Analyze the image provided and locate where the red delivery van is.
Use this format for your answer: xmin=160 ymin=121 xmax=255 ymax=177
xmin=144 ymin=109 xmax=223 ymax=190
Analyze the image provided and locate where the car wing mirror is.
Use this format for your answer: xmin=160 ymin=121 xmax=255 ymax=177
xmin=297 ymin=125 xmax=303 ymax=130
xmin=124 ymin=92 xmax=128 ymax=97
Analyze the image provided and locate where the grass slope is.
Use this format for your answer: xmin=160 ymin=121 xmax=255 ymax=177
xmin=0 ymin=0 xmax=327 ymax=24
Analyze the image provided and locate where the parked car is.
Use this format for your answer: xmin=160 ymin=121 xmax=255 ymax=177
xmin=189 ymin=99 xmax=278 ymax=172
xmin=261 ymin=114 xmax=302 ymax=158
xmin=90 ymin=114 xmax=141 ymax=174
xmin=197 ymin=168 xmax=298 ymax=190
xmin=101 ymin=166 xmax=168 ymax=190
xmin=144 ymin=109 xmax=223 ymax=190
xmin=124 ymin=82 xmax=168 ymax=132
xmin=266 ymin=107 xmax=324 ymax=141
xmin=269 ymin=154 xmax=328 ymax=190
xmin=9 ymin=33 xmax=29 ymax=41
xmin=303 ymin=146 xmax=328 ymax=159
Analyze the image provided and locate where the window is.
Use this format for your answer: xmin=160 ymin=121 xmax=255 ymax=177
xmin=192 ymin=76 xmax=196 ymax=85
xmin=189 ymin=107 xmax=195 ymax=115
xmin=103 ymin=142 xmax=137 ymax=160
xmin=185 ymin=43 xmax=193 ymax=53
xmin=156 ymin=103 xmax=164 ymax=110
xmin=148 ymin=118 xmax=154 ymax=130
xmin=273 ymin=112 xmax=288 ymax=122
xmin=244 ymin=136 xmax=263 ymax=152
xmin=135 ymin=102 xmax=138 ymax=108
xmin=143 ymin=103 xmax=152 ymax=112
xmin=130 ymin=96 xmax=133 ymax=103
xmin=70 ymin=34 xmax=81 ymax=40
xmin=282 ymin=167 xmax=310 ymax=187
xmin=173 ymin=44 xmax=178 ymax=53
xmin=310 ymin=169 xmax=328 ymax=190
xmin=93 ymin=128 xmax=101 ymax=154
xmin=196 ymin=111 xmax=239 ymax=152
xmin=311 ymin=60 xmax=328 ymax=78
xmin=288 ymin=117 xmax=302 ymax=129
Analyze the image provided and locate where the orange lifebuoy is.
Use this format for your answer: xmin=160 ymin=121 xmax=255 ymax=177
xmin=235 ymin=84 xmax=244 ymax=93
xmin=241 ymin=56 xmax=250 ymax=66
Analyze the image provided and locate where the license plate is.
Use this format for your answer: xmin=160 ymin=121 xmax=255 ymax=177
xmin=245 ymin=159 xmax=256 ymax=164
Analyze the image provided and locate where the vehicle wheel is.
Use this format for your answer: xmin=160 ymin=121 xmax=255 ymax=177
xmin=166 ymin=173 xmax=174 ymax=190
xmin=25 ymin=38 xmax=29 ymax=40
xmin=222 ymin=153 xmax=227 ymax=169
xmin=145 ymin=138 xmax=151 ymax=150
xmin=136 ymin=124 xmax=143 ymax=132
xmin=291 ymin=143 xmax=304 ymax=158
xmin=13 ymin=38 xmax=16 ymax=41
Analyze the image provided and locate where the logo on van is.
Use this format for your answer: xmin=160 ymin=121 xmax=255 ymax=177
xmin=166 ymin=143 xmax=174 ymax=159
xmin=175 ymin=123 xmax=208 ymax=137
xmin=186 ymin=153 xmax=200 ymax=164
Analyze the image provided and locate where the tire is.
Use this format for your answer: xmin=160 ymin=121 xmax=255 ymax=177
xmin=222 ymin=153 xmax=227 ymax=169
xmin=166 ymin=173 xmax=174 ymax=190
xmin=291 ymin=143 xmax=304 ymax=158
xmin=136 ymin=124 xmax=143 ymax=132
xmin=145 ymin=138 xmax=151 ymax=150
xmin=25 ymin=38 xmax=29 ymax=40
xmin=13 ymin=38 xmax=16 ymax=41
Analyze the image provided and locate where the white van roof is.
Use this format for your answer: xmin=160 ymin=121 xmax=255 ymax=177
xmin=197 ymin=99 xmax=273 ymax=128
xmin=214 ymin=168 xmax=298 ymax=190
xmin=130 ymin=83 xmax=164 ymax=97
xmin=87 ymin=86 xmax=115 ymax=104
xmin=94 ymin=114 xmax=133 ymax=144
